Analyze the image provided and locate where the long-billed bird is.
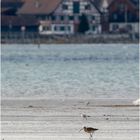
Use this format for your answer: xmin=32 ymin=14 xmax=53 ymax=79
xmin=79 ymin=126 xmax=98 ymax=139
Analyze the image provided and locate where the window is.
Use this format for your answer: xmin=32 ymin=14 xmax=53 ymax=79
xmin=51 ymin=15 xmax=56 ymax=21
xmin=43 ymin=26 xmax=50 ymax=31
xmin=69 ymin=16 xmax=74 ymax=20
xmin=113 ymin=13 xmax=118 ymax=20
xmin=73 ymin=1 xmax=80 ymax=14
xmin=62 ymin=4 xmax=68 ymax=10
xmin=92 ymin=16 xmax=95 ymax=20
xmin=85 ymin=4 xmax=91 ymax=10
xmin=60 ymin=16 xmax=64 ymax=21
xmin=60 ymin=26 xmax=65 ymax=31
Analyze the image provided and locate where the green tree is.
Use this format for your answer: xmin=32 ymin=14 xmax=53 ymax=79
xmin=78 ymin=14 xmax=89 ymax=33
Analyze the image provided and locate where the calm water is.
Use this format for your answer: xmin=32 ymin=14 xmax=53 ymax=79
xmin=1 ymin=44 xmax=139 ymax=99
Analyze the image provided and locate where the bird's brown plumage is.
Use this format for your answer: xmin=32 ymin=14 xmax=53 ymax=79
xmin=79 ymin=126 xmax=98 ymax=139
xmin=84 ymin=127 xmax=98 ymax=133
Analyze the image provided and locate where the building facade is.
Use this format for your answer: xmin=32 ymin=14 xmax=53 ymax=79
xmin=18 ymin=0 xmax=102 ymax=35
xmin=108 ymin=0 xmax=139 ymax=34
xmin=1 ymin=0 xmax=39 ymax=32
xmin=42 ymin=0 xmax=101 ymax=35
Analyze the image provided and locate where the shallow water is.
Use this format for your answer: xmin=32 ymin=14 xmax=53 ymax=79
xmin=1 ymin=44 xmax=139 ymax=99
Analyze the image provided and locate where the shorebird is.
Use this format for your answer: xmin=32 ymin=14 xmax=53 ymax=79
xmin=86 ymin=101 xmax=90 ymax=106
xmin=79 ymin=126 xmax=98 ymax=139
xmin=81 ymin=113 xmax=90 ymax=120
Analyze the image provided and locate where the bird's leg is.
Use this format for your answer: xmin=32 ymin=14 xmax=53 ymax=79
xmin=89 ymin=136 xmax=91 ymax=140
xmin=90 ymin=133 xmax=93 ymax=137
xmin=89 ymin=136 xmax=93 ymax=140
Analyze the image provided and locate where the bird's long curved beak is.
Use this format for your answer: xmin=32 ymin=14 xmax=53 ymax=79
xmin=79 ymin=128 xmax=83 ymax=132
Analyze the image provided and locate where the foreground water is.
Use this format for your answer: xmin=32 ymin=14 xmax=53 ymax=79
xmin=1 ymin=44 xmax=139 ymax=99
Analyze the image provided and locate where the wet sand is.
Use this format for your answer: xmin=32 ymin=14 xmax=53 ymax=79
xmin=1 ymin=98 xmax=139 ymax=140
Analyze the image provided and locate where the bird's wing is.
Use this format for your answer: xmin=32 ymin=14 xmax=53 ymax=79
xmin=87 ymin=127 xmax=98 ymax=131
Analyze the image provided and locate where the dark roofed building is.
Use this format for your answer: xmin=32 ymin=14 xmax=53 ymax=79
xmin=108 ymin=0 xmax=138 ymax=22
xmin=1 ymin=0 xmax=39 ymax=32
xmin=1 ymin=15 xmax=39 ymax=32
xmin=108 ymin=0 xmax=139 ymax=33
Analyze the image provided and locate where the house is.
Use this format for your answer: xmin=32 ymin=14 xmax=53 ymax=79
xmin=93 ymin=0 xmax=113 ymax=33
xmin=93 ymin=0 xmax=113 ymax=13
xmin=1 ymin=0 xmax=39 ymax=32
xmin=17 ymin=0 xmax=102 ymax=35
xmin=108 ymin=0 xmax=139 ymax=34
xmin=1 ymin=15 xmax=39 ymax=32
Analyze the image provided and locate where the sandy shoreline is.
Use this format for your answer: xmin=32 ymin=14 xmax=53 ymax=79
xmin=1 ymin=98 xmax=139 ymax=140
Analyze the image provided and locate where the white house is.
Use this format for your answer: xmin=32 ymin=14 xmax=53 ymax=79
xmin=17 ymin=0 xmax=102 ymax=35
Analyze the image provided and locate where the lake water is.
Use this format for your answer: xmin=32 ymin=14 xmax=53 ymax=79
xmin=1 ymin=44 xmax=139 ymax=99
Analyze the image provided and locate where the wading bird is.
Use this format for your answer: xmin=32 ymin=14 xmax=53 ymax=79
xmin=86 ymin=101 xmax=90 ymax=106
xmin=79 ymin=126 xmax=98 ymax=139
xmin=81 ymin=113 xmax=90 ymax=120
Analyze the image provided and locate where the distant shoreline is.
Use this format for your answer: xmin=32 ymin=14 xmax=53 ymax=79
xmin=1 ymin=33 xmax=139 ymax=44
